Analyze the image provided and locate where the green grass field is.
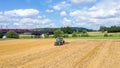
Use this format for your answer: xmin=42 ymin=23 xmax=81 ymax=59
xmin=88 ymin=32 xmax=120 ymax=37
xmin=19 ymin=34 xmax=34 ymax=39
xmin=18 ymin=32 xmax=120 ymax=39
xmin=86 ymin=32 xmax=120 ymax=39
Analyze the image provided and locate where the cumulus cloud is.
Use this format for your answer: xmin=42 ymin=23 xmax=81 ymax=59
xmin=53 ymin=1 xmax=70 ymax=10
xmin=0 ymin=12 xmax=3 ymax=15
xmin=62 ymin=18 xmax=71 ymax=26
xmin=1 ymin=0 xmax=120 ymax=29
xmin=12 ymin=18 xmax=52 ymax=28
xmin=0 ymin=15 xmax=15 ymax=23
xmin=88 ymin=6 xmax=98 ymax=11
xmin=4 ymin=9 xmax=39 ymax=17
xmin=13 ymin=23 xmax=20 ymax=26
xmin=46 ymin=9 xmax=54 ymax=13
xmin=0 ymin=9 xmax=53 ymax=29
xmin=15 ymin=18 xmax=52 ymax=25
xmin=69 ymin=0 xmax=120 ymax=29
xmin=19 ymin=18 xmax=39 ymax=24
xmin=41 ymin=18 xmax=52 ymax=24
xmin=60 ymin=11 xmax=67 ymax=16
xmin=71 ymin=0 xmax=95 ymax=4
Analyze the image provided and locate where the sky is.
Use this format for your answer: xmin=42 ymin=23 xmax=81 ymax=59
xmin=0 ymin=0 xmax=120 ymax=30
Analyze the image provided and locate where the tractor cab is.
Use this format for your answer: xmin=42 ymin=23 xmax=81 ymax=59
xmin=54 ymin=37 xmax=65 ymax=46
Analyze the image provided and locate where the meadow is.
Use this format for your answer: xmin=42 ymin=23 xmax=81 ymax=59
xmin=19 ymin=32 xmax=120 ymax=39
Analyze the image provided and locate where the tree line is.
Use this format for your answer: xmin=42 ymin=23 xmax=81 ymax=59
xmin=99 ymin=26 xmax=120 ymax=33
xmin=0 ymin=27 xmax=89 ymax=39
xmin=1 ymin=26 xmax=119 ymax=39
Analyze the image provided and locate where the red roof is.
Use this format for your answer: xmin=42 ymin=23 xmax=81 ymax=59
xmin=0 ymin=29 xmax=33 ymax=32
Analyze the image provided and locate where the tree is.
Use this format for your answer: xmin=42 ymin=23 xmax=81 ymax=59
xmin=61 ymin=26 xmax=74 ymax=34
xmin=80 ymin=30 xmax=89 ymax=37
xmin=44 ymin=33 xmax=49 ymax=38
xmin=99 ymin=26 xmax=120 ymax=33
xmin=63 ymin=34 xmax=69 ymax=38
xmin=108 ymin=26 xmax=120 ymax=32
xmin=104 ymin=33 xmax=108 ymax=37
xmin=0 ymin=31 xmax=3 ymax=38
xmin=99 ymin=26 xmax=107 ymax=32
xmin=6 ymin=30 xmax=19 ymax=38
xmin=72 ymin=32 xmax=78 ymax=37
xmin=54 ymin=29 xmax=64 ymax=38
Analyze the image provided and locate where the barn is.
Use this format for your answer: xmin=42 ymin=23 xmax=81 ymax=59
xmin=0 ymin=29 xmax=54 ymax=38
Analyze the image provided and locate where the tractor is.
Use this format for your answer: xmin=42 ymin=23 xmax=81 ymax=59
xmin=54 ymin=37 xmax=65 ymax=46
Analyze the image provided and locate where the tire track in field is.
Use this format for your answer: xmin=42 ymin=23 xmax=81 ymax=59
xmin=43 ymin=40 xmax=100 ymax=68
xmin=0 ymin=40 xmax=104 ymax=68
xmin=18 ymin=40 xmax=99 ymax=68
xmin=0 ymin=39 xmax=54 ymax=55
xmin=0 ymin=39 xmax=120 ymax=68
xmin=0 ymin=40 xmax=74 ymax=68
xmin=75 ymin=40 xmax=111 ymax=68
xmin=100 ymin=40 xmax=120 ymax=68
xmin=17 ymin=40 xmax=89 ymax=68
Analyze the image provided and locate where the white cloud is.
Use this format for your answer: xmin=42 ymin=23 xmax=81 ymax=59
xmin=13 ymin=23 xmax=20 ymax=26
xmin=19 ymin=18 xmax=39 ymax=24
xmin=53 ymin=1 xmax=70 ymax=10
xmin=0 ymin=12 xmax=3 ymax=15
xmin=70 ymin=10 xmax=81 ymax=17
xmin=87 ymin=1 xmax=119 ymax=18
xmin=41 ymin=18 xmax=52 ymax=24
xmin=88 ymin=6 xmax=98 ymax=11
xmin=62 ymin=18 xmax=71 ymax=26
xmin=37 ymin=16 xmax=42 ymax=19
xmin=69 ymin=0 xmax=120 ymax=29
xmin=1 ymin=0 xmax=120 ymax=29
xmin=71 ymin=0 xmax=95 ymax=4
xmin=4 ymin=9 xmax=39 ymax=17
xmin=60 ymin=11 xmax=67 ymax=16
xmin=0 ymin=9 xmax=53 ymax=29
xmin=0 ymin=15 xmax=13 ymax=23
xmin=53 ymin=5 xmax=61 ymax=10
xmin=18 ymin=18 xmax=52 ymax=25
xmin=46 ymin=9 xmax=54 ymax=13
xmin=12 ymin=18 xmax=52 ymax=28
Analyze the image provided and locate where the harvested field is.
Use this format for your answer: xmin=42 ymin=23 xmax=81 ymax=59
xmin=0 ymin=39 xmax=120 ymax=68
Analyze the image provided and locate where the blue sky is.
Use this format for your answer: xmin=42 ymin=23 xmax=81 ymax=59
xmin=0 ymin=0 xmax=120 ymax=30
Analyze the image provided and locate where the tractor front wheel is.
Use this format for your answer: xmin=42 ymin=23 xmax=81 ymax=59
xmin=54 ymin=42 xmax=58 ymax=46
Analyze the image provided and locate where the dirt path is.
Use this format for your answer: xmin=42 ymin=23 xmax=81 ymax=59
xmin=0 ymin=39 xmax=120 ymax=68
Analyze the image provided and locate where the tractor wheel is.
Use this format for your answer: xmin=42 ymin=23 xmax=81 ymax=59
xmin=60 ymin=42 xmax=63 ymax=45
xmin=54 ymin=42 xmax=58 ymax=46
xmin=60 ymin=42 xmax=64 ymax=45
xmin=63 ymin=41 xmax=65 ymax=44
